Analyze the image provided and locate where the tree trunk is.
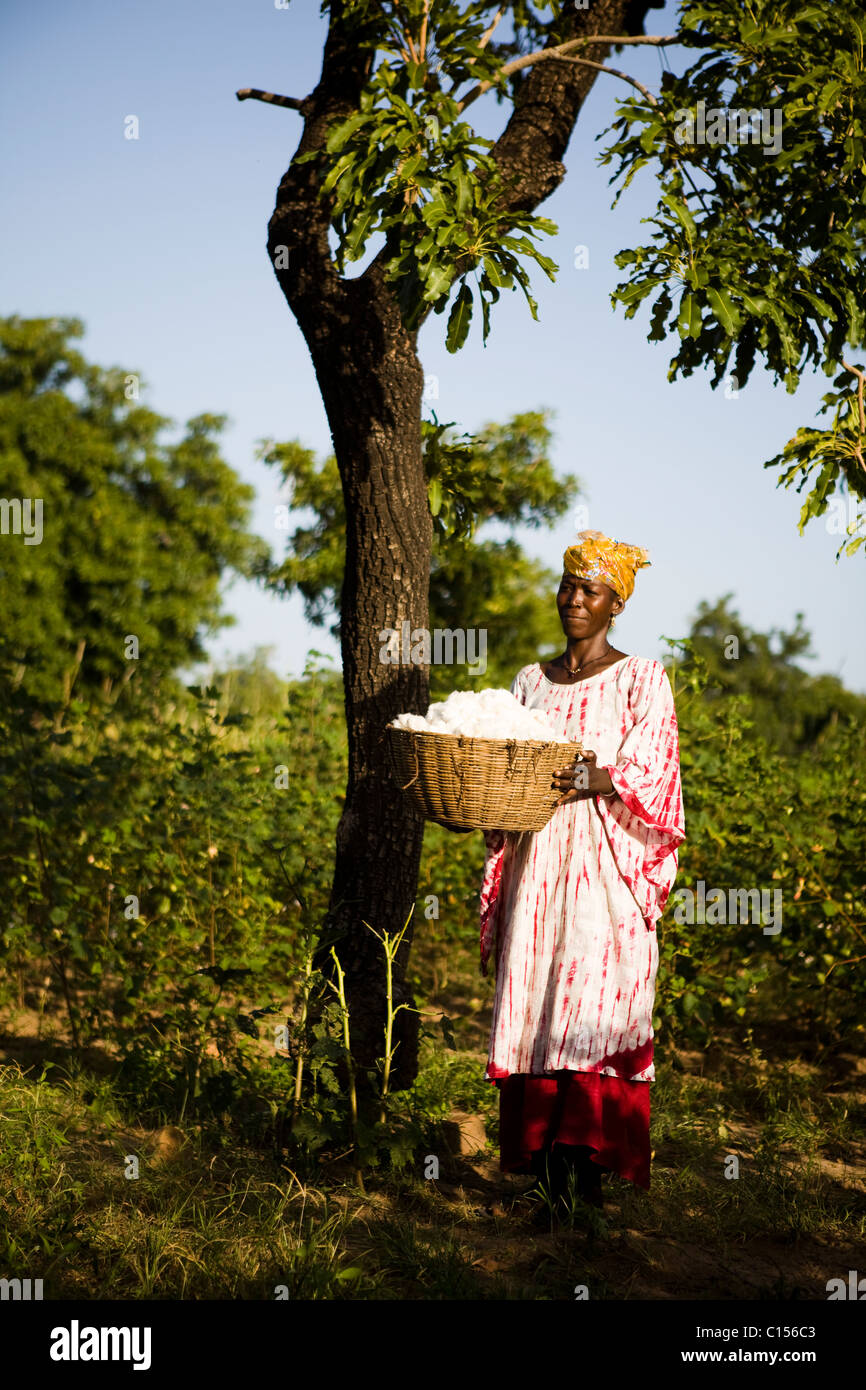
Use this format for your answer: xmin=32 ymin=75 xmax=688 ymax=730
xmin=265 ymin=0 xmax=660 ymax=1091
xmin=295 ymin=264 xmax=432 ymax=1090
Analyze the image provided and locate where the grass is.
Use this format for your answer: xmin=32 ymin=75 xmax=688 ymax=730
xmin=1 ymin=936 xmax=864 ymax=1300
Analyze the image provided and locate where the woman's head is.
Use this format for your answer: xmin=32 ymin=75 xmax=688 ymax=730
xmin=556 ymin=572 xmax=623 ymax=639
xmin=558 ymin=530 xmax=651 ymax=636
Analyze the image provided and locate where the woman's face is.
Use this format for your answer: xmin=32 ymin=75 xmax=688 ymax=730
xmin=556 ymin=572 xmax=623 ymax=638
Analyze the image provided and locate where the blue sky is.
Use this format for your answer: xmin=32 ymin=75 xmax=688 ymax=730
xmin=3 ymin=0 xmax=864 ymax=691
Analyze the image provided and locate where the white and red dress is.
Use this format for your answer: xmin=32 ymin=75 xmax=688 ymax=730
xmin=478 ymin=656 xmax=685 ymax=1188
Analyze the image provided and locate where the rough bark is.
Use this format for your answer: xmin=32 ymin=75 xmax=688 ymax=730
xmin=266 ymin=0 xmax=661 ymax=1091
xmin=491 ymin=1 xmax=654 ymax=211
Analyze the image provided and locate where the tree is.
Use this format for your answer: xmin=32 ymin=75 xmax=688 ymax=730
xmin=0 ymin=316 xmax=268 ymax=711
xmin=261 ymin=409 xmax=580 ymax=691
xmin=237 ymin=0 xmax=864 ymax=1087
xmin=678 ymin=594 xmax=866 ymax=754
xmin=207 ymin=646 xmax=290 ymax=723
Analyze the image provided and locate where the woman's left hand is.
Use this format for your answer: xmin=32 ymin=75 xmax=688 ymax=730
xmin=552 ymin=749 xmax=615 ymax=806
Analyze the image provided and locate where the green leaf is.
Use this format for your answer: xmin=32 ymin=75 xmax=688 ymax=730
xmin=482 ymin=256 xmax=503 ymax=289
xmin=618 ymin=277 xmax=658 ymax=306
xmin=445 ymin=284 xmax=473 ymax=353
xmin=344 ymin=208 xmax=377 ymax=263
xmin=734 ymin=287 xmax=767 ymax=318
xmin=421 ymin=197 xmax=449 ymax=228
xmin=423 ymin=263 xmax=454 ymax=303
xmin=661 ymin=192 xmax=697 ymax=240
xmin=454 ymin=168 xmax=472 ymax=214
xmin=818 ymin=79 xmax=843 ymax=112
xmin=325 ymin=111 xmax=368 ymax=155
xmin=706 ymin=287 xmax=737 ymax=336
xmin=678 ymin=293 xmax=701 ymax=339
xmin=640 ymin=121 xmax=662 ymax=154
xmin=428 ymin=477 xmax=443 ymax=516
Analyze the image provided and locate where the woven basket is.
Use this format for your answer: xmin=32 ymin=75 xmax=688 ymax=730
xmin=386 ymin=725 xmax=584 ymax=833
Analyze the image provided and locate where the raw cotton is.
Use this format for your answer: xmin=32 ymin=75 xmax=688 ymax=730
xmin=390 ymin=688 xmax=575 ymax=743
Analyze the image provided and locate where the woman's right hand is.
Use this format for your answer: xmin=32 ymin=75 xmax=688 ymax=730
xmin=552 ymin=751 xmax=596 ymax=807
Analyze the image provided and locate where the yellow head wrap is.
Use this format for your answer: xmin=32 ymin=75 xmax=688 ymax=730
xmin=562 ymin=530 xmax=651 ymax=603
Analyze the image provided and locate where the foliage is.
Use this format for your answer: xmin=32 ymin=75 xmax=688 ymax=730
xmin=675 ymin=594 xmax=866 ymax=754
xmin=422 ymin=409 xmax=576 ymax=541
xmin=294 ymin=0 xmax=560 ymax=348
xmin=0 ymin=655 xmax=346 ymax=1123
xmin=598 ymin=0 xmax=866 ymax=546
xmin=0 ymin=316 xmax=270 ymax=706
xmin=424 ymin=537 xmax=566 ymax=693
xmin=210 ymin=646 xmax=290 ymax=723
xmin=656 ymin=635 xmax=866 ymax=1044
xmin=767 ymin=374 xmax=866 ymax=557
xmin=275 ymin=1 xmax=866 ymax=539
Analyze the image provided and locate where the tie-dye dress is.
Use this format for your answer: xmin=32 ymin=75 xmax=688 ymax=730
xmin=478 ymin=655 xmax=685 ymax=1188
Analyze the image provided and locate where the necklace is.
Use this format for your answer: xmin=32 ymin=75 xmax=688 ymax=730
xmin=558 ymin=643 xmax=612 ymax=678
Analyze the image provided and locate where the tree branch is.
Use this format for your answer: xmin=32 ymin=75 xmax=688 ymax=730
xmin=479 ymin=7 xmax=504 ymax=50
xmin=236 ymin=88 xmax=307 ymax=110
xmin=447 ymin=6 xmax=505 ymax=95
xmin=541 ymin=52 xmax=659 ymax=107
xmin=458 ymin=33 xmax=678 ymax=111
xmin=486 ymin=0 xmax=657 ymax=215
xmin=578 ymin=33 xmax=681 ymax=44
xmin=394 ymin=0 xmax=420 ymax=63
xmin=840 ymin=359 xmax=866 ymax=437
xmin=266 ymin=4 xmax=377 ymax=325
xmin=419 ymin=0 xmax=430 ymax=63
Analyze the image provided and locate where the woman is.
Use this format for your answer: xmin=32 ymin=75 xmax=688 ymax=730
xmin=478 ymin=530 xmax=685 ymax=1216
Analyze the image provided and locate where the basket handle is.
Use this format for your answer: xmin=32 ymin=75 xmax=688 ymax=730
xmin=398 ymin=743 xmax=421 ymax=791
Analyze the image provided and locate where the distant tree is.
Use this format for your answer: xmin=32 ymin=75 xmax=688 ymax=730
xmin=679 ymin=595 xmax=866 ymax=753
xmin=209 ymin=646 xmax=289 ymax=722
xmin=0 ymin=316 xmax=269 ymax=711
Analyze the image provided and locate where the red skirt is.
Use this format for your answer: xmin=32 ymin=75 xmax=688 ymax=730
xmin=495 ymin=1044 xmax=652 ymax=1189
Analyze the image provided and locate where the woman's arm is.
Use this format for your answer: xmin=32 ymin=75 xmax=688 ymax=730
xmin=595 ymin=661 xmax=685 ymax=926
xmin=600 ymin=663 xmax=684 ymax=835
